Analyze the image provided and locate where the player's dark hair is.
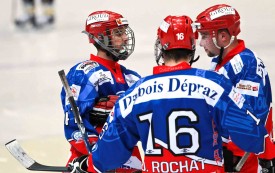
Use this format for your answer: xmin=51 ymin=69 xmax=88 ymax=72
xmin=218 ymin=28 xmax=230 ymax=35
xmin=162 ymin=48 xmax=194 ymax=62
xmin=94 ymin=42 xmax=101 ymax=50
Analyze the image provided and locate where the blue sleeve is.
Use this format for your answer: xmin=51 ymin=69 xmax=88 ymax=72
xmin=214 ymin=78 xmax=268 ymax=154
xmin=91 ymin=93 xmax=140 ymax=171
xmin=61 ymin=65 xmax=99 ymax=141
xmin=226 ymin=52 xmax=271 ymax=120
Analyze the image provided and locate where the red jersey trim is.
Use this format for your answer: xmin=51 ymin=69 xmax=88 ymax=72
xmin=215 ymin=40 xmax=246 ymax=71
xmin=153 ymin=62 xmax=191 ymax=75
xmin=90 ymin=54 xmax=125 ymax=84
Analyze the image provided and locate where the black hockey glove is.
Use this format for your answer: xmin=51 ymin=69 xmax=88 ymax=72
xmin=69 ymin=155 xmax=89 ymax=173
xmin=89 ymin=95 xmax=118 ymax=126
xmin=259 ymin=158 xmax=275 ymax=173
xmin=222 ymin=146 xmax=235 ymax=172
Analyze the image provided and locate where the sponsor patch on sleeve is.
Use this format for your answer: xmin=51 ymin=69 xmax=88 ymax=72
xmin=66 ymin=84 xmax=81 ymax=105
xmin=72 ymin=131 xmax=82 ymax=141
xmin=236 ymin=80 xmax=259 ymax=97
xmin=76 ymin=61 xmax=99 ymax=74
xmin=229 ymin=87 xmax=245 ymax=109
xmin=230 ymin=55 xmax=243 ymax=75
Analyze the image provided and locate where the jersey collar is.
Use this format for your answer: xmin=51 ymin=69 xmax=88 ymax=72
xmin=90 ymin=54 xmax=117 ymax=69
xmin=90 ymin=54 xmax=125 ymax=84
xmin=153 ymin=62 xmax=191 ymax=75
xmin=215 ymin=39 xmax=246 ymax=71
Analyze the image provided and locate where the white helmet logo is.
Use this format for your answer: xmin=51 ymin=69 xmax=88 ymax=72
xmin=210 ymin=7 xmax=235 ymax=20
xmin=87 ymin=13 xmax=110 ymax=25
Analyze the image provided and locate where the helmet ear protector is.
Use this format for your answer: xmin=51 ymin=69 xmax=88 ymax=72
xmin=84 ymin=10 xmax=135 ymax=60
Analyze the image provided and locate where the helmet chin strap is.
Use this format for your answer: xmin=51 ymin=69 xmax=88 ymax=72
xmin=189 ymin=52 xmax=200 ymax=66
xmin=212 ymin=35 xmax=235 ymax=64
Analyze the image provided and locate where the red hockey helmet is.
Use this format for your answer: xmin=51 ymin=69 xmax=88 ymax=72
xmin=155 ymin=15 xmax=196 ymax=64
xmin=195 ymin=4 xmax=240 ymax=37
xmin=84 ymin=10 xmax=135 ymax=60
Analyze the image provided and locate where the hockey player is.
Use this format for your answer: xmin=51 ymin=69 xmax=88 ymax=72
xmin=194 ymin=4 xmax=275 ymax=172
xmin=68 ymin=15 xmax=268 ymax=173
xmin=60 ymin=10 xmax=142 ymax=172
xmin=15 ymin=0 xmax=55 ymax=28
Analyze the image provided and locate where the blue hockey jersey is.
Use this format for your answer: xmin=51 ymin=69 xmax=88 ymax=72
xmin=211 ymin=40 xmax=272 ymax=126
xmin=210 ymin=40 xmax=274 ymax=158
xmin=90 ymin=62 xmax=267 ymax=173
xmin=60 ymin=54 xmax=140 ymax=143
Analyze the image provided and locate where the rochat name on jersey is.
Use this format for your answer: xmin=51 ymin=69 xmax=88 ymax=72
xmin=143 ymin=160 xmax=207 ymax=173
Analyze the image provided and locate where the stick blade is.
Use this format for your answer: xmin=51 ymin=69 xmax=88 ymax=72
xmin=5 ymin=139 xmax=70 ymax=172
xmin=28 ymin=162 xmax=70 ymax=172
xmin=5 ymin=139 xmax=35 ymax=169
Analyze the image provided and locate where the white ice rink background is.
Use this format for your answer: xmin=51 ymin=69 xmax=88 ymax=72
xmin=0 ymin=0 xmax=274 ymax=172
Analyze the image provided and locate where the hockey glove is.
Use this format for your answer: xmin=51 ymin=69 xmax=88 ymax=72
xmin=222 ymin=146 xmax=235 ymax=172
xmin=259 ymin=158 xmax=275 ymax=173
xmin=69 ymin=155 xmax=89 ymax=173
xmin=89 ymin=95 xmax=119 ymax=125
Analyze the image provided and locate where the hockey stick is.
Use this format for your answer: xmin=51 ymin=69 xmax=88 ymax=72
xmin=58 ymin=69 xmax=92 ymax=154
xmin=234 ymin=152 xmax=250 ymax=171
xmin=5 ymin=139 xmax=71 ymax=172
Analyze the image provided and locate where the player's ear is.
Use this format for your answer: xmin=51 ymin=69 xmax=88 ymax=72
xmin=217 ymin=29 xmax=230 ymax=44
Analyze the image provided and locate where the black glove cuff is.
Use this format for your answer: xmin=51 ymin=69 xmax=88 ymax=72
xmin=259 ymin=158 xmax=274 ymax=168
xmin=69 ymin=155 xmax=89 ymax=173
